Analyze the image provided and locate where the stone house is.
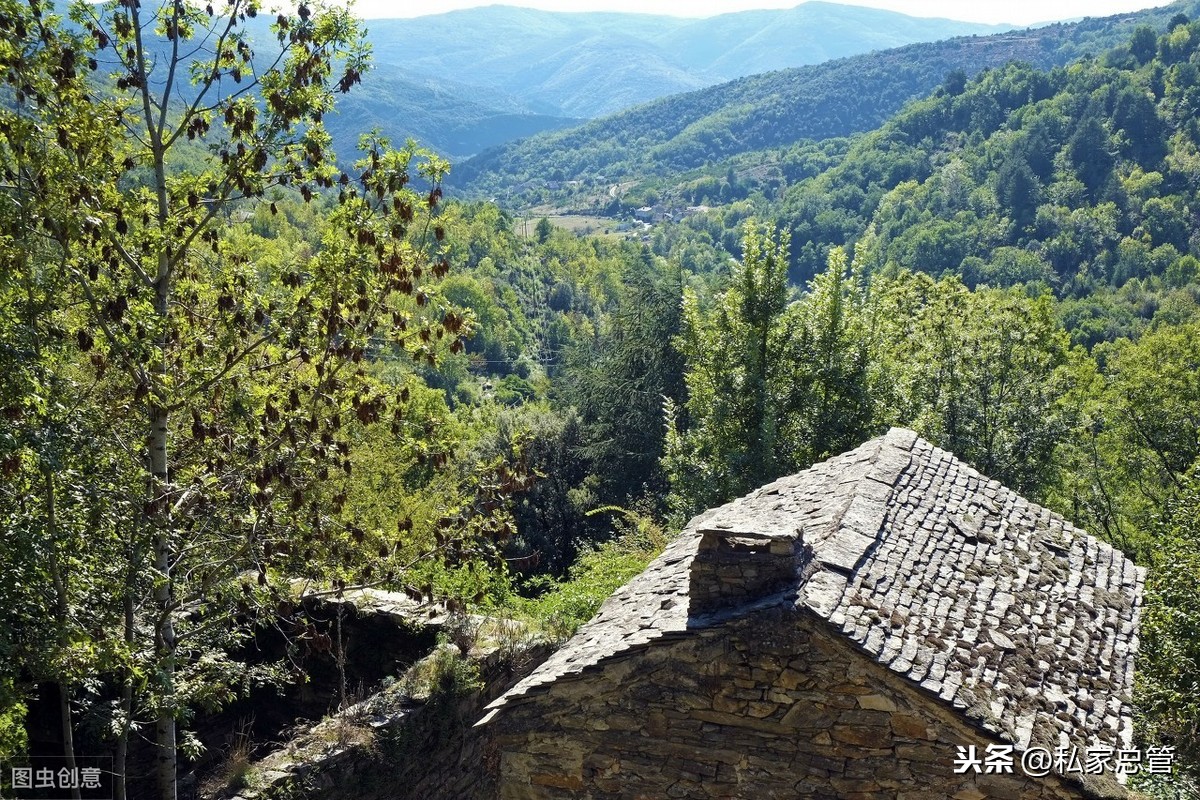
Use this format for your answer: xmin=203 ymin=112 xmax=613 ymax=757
xmin=478 ymin=428 xmax=1145 ymax=799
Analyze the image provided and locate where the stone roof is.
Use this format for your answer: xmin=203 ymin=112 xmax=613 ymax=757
xmin=483 ymin=428 xmax=1145 ymax=756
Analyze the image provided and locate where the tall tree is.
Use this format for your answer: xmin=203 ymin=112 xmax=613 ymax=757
xmin=0 ymin=2 xmax=472 ymax=797
xmin=664 ymin=221 xmax=793 ymax=517
xmin=564 ymin=247 xmax=685 ymax=506
xmin=1137 ymin=468 xmax=1200 ymax=781
xmin=779 ymin=245 xmax=879 ymax=464
xmin=874 ymin=272 xmax=1076 ymax=497
xmin=665 ymin=230 xmax=888 ymax=519
xmin=1065 ymin=321 xmax=1200 ymax=553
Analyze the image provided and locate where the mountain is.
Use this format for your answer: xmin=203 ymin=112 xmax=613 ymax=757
xmin=763 ymin=10 xmax=1200 ymax=310
xmin=365 ymin=4 xmax=1010 ymax=119
xmin=363 ymin=7 xmax=699 ymax=119
xmin=324 ymin=68 xmax=581 ymax=161
xmin=454 ymin=0 xmax=1200 ymax=197
xmin=654 ymin=2 xmax=1014 ymax=79
xmin=62 ymin=2 xmax=1009 ymax=162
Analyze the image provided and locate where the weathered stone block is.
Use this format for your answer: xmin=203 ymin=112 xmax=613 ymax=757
xmin=712 ymin=694 xmax=743 ymax=714
xmin=894 ymin=743 xmax=940 ymax=762
xmin=838 ymin=708 xmax=892 ymax=727
xmin=530 ymin=772 xmax=583 ymax=790
xmin=780 ymin=703 xmax=838 ymax=729
xmin=975 ymin=773 xmax=1028 ymax=800
xmin=746 ymin=701 xmax=778 ymax=718
xmin=830 ymin=724 xmax=893 ymax=748
xmin=830 ymin=682 xmax=872 ymax=695
xmin=832 ymin=777 xmax=881 ymax=792
xmin=890 ymin=713 xmax=935 ymax=740
xmin=775 ymin=668 xmax=808 ymax=690
xmin=690 ymin=708 xmax=787 ymax=735
xmin=858 ymin=694 xmax=898 ymax=712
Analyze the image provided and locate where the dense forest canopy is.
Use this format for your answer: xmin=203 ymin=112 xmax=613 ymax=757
xmin=4 ymin=0 xmax=1200 ymax=797
xmin=453 ymin=0 xmax=1200 ymax=202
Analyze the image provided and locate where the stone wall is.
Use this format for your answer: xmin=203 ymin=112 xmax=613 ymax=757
xmin=688 ymin=529 xmax=802 ymax=616
xmin=217 ymin=644 xmax=550 ymax=800
xmin=489 ymin=607 xmax=1123 ymax=799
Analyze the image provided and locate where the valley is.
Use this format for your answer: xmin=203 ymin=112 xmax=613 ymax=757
xmin=4 ymin=1 xmax=1200 ymax=798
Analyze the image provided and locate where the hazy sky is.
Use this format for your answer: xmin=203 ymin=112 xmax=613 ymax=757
xmin=352 ymin=0 xmax=1175 ymax=26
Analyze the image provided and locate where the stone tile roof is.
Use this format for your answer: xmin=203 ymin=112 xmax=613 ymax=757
xmin=483 ymin=428 xmax=1146 ymax=755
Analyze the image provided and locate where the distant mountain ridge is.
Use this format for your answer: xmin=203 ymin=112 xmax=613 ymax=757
xmin=325 ymin=67 xmax=583 ymax=161
xmin=332 ymin=2 xmax=1012 ymax=157
xmin=454 ymin=0 xmax=1200 ymax=195
xmin=57 ymin=1 xmax=1013 ymax=161
xmin=364 ymin=3 xmax=1010 ymax=118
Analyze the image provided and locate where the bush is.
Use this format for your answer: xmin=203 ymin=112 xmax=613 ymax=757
xmin=516 ymin=508 xmax=670 ymax=639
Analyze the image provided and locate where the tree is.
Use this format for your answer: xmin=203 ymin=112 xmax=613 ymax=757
xmin=0 ymin=2 xmax=474 ymax=797
xmin=1067 ymin=113 xmax=1115 ymax=201
xmin=664 ymin=229 xmax=892 ymax=519
xmin=779 ymin=246 xmax=879 ymax=464
xmin=0 ymin=204 xmax=133 ymax=791
xmin=534 ymin=216 xmax=554 ymax=244
xmin=874 ymin=273 xmax=1076 ymax=498
xmin=665 ymin=221 xmax=793 ymax=518
xmin=475 ymin=405 xmax=595 ymax=576
xmin=942 ymin=68 xmax=967 ymax=97
xmin=563 ymin=247 xmax=685 ymax=506
xmin=1079 ymin=322 xmax=1200 ymax=547
xmin=1130 ymin=24 xmax=1158 ymax=65
xmin=1137 ymin=468 xmax=1200 ymax=782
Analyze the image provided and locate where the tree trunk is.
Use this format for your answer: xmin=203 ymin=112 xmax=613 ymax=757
xmin=151 ymin=405 xmax=176 ymax=800
xmin=57 ymin=684 xmax=81 ymax=800
xmin=114 ymin=587 xmax=134 ymax=800
xmin=336 ymin=604 xmax=348 ymax=710
xmin=45 ymin=468 xmax=81 ymax=800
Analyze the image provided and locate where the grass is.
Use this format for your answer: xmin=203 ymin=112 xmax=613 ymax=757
xmin=199 ymin=725 xmax=256 ymax=798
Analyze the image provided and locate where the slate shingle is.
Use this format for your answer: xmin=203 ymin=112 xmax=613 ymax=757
xmin=482 ymin=428 xmax=1146 ymax=757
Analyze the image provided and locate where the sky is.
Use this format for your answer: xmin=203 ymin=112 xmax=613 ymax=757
xmin=352 ymin=0 xmax=1176 ymax=26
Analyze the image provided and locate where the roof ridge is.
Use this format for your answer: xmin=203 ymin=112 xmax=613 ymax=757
xmin=806 ymin=427 xmax=917 ymax=576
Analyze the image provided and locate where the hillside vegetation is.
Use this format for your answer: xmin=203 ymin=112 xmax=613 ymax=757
xmin=69 ymin=1 xmax=1009 ymax=160
xmin=9 ymin=2 xmax=1200 ymax=797
xmin=365 ymin=3 xmax=1008 ymax=118
xmin=457 ymin=0 xmax=1200 ymax=197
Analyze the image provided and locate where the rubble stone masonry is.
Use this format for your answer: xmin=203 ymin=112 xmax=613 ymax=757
xmin=490 ymin=608 xmax=1119 ymax=799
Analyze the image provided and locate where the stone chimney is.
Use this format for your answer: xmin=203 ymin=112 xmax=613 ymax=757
xmin=688 ymin=529 xmax=802 ymax=616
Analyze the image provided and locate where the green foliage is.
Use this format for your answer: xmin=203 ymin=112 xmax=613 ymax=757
xmin=472 ymin=404 xmax=597 ymax=575
xmin=665 ymin=225 xmax=883 ymax=519
xmin=534 ymin=217 xmax=554 ymax=244
xmin=1059 ymin=321 xmax=1200 ymax=553
xmin=402 ymin=644 xmax=483 ymax=701
xmin=561 ymin=248 xmax=686 ymax=506
xmin=0 ymin=1 xmax=495 ymax=794
xmin=874 ymin=274 xmax=1077 ymax=498
xmin=5 ymin=0 xmax=1200 ymax=787
xmin=1137 ymin=470 xmax=1200 ymax=780
xmin=0 ymin=678 xmax=27 ymax=761
xmin=665 ymin=221 xmax=794 ymax=517
xmin=457 ymin=3 xmax=1199 ymax=202
xmin=516 ymin=508 xmax=669 ymax=640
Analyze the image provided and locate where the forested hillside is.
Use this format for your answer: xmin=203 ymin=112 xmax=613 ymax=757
xmin=6 ymin=1 xmax=1200 ymax=798
xmin=365 ymin=3 xmax=1007 ymax=118
xmin=61 ymin=1 xmax=1005 ymax=161
xmin=457 ymin=0 xmax=1200 ymax=199
xmin=324 ymin=68 xmax=581 ymax=161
